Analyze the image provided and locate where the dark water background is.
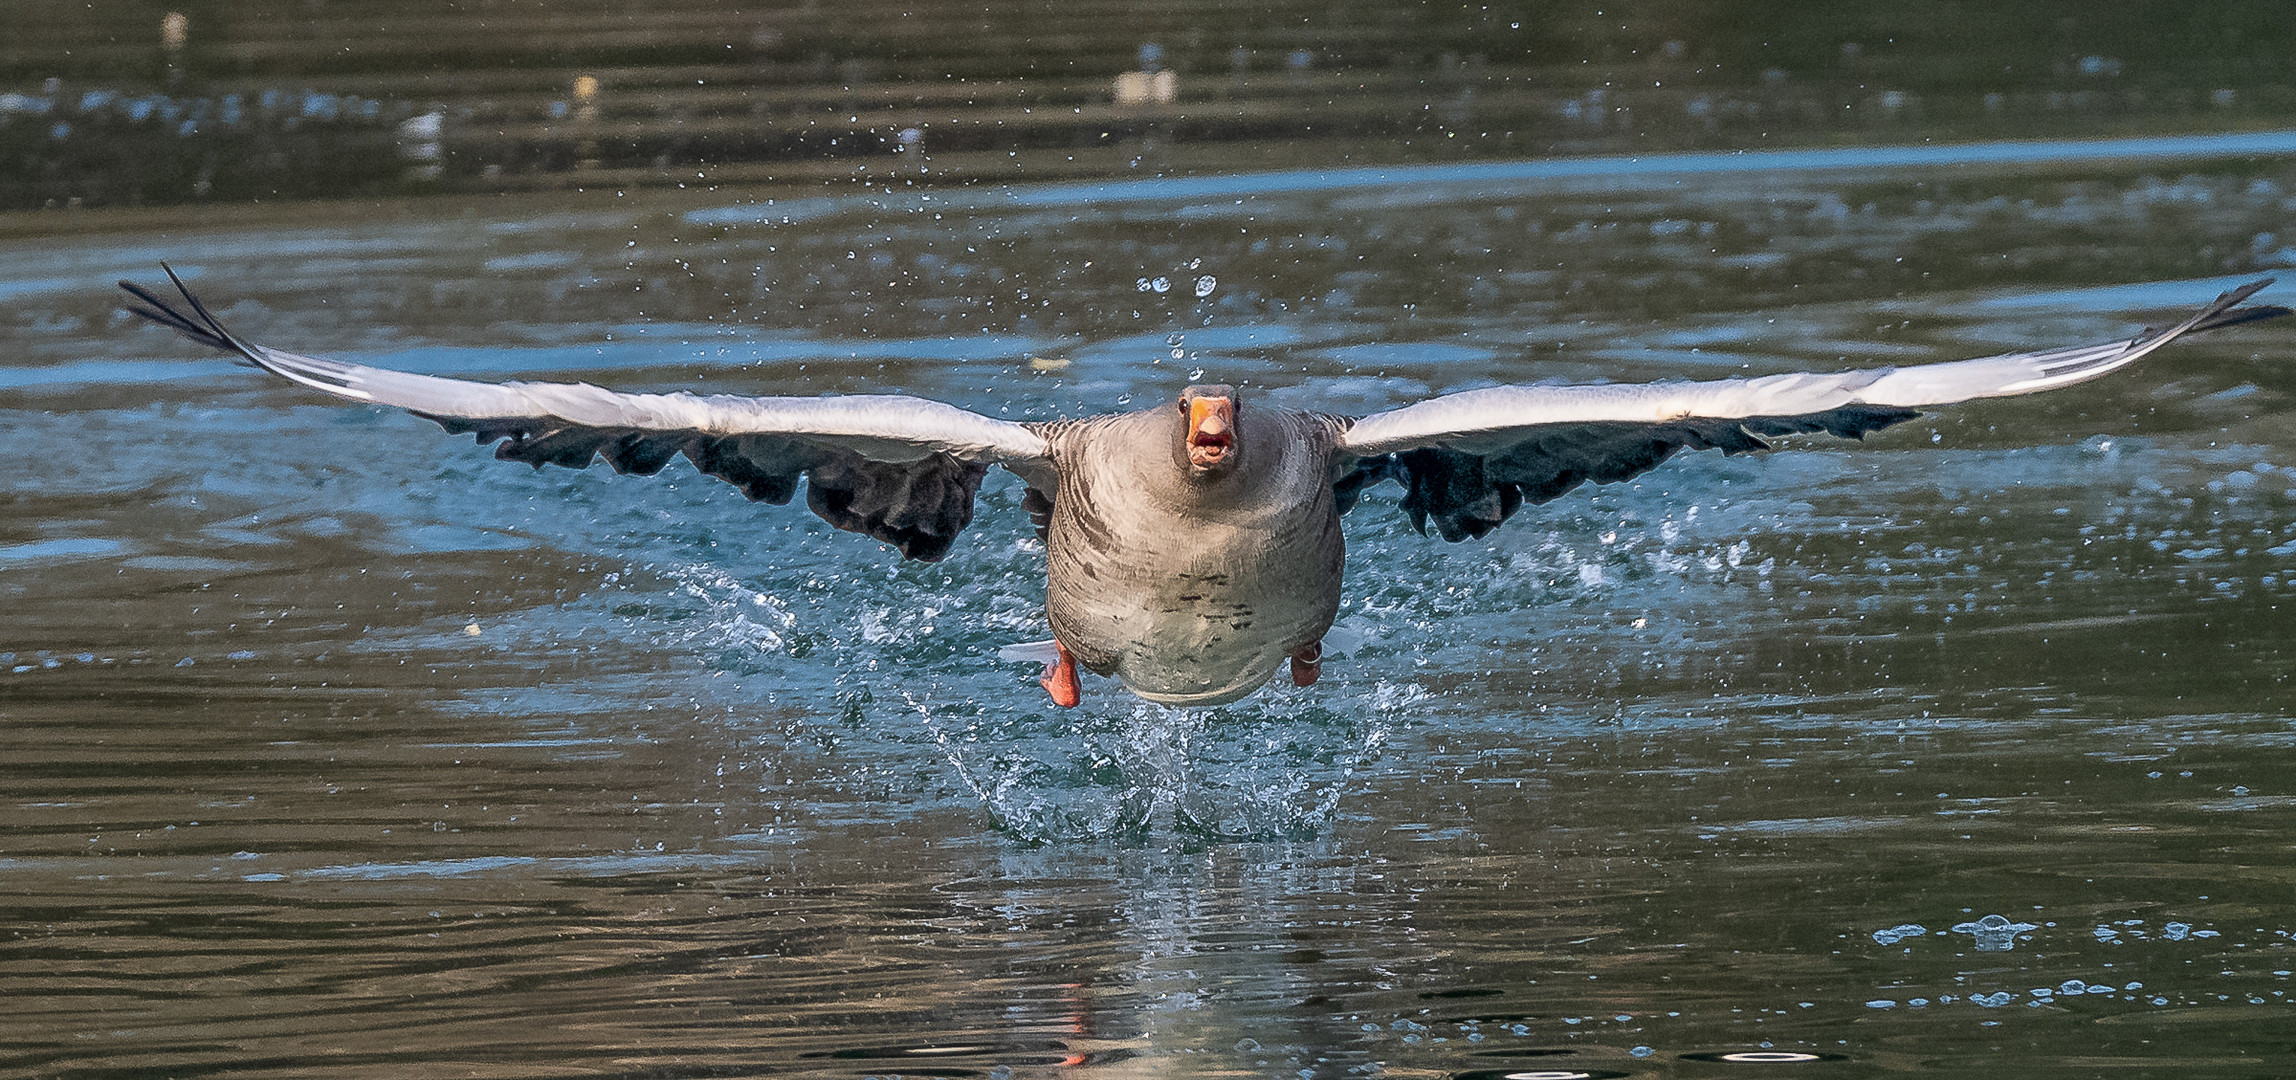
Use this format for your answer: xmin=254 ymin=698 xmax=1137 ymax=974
xmin=10 ymin=0 xmax=2296 ymax=210
xmin=7 ymin=4 xmax=2296 ymax=1078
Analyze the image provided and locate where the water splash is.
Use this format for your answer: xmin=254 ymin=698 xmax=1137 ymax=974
xmin=1952 ymin=914 xmax=2041 ymax=951
xmin=1871 ymin=922 xmax=1927 ymax=945
xmin=907 ymin=680 xmax=1418 ymax=842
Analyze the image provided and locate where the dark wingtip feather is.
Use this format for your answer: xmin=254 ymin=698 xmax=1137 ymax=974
xmin=2223 ymin=277 xmax=2274 ymax=306
xmin=2140 ymin=277 xmax=2289 ymax=340
xmin=2188 ymin=303 xmax=2291 ymax=334
xmin=119 ymin=276 xmax=231 ymax=351
xmin=118 ymin=263 xmax=265 ymax=365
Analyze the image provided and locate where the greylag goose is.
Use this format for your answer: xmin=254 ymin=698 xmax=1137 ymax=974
xmin=121 ymin=269 xmax=2284 ymax=707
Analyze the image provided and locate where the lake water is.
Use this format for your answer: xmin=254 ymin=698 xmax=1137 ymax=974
xmin=8 ymin=9 xmax=2296 ymax=1078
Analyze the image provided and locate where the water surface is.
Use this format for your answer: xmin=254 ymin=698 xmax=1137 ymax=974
xmin=7 ymin=137 xmax=2296 ymax=1076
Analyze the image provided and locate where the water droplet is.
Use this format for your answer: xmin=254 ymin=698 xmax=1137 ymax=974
xmin=1194 ymin=274 xmax=1218 ymax=298
xmin=1872 ymin=922 xmax=1926 ymax=945
xmin=1151 ymin=276 xmax=1172 ymax=293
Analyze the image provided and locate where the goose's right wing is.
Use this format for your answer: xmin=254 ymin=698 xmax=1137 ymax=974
xmin=123 ymin=267 xmax=1052 ymax=562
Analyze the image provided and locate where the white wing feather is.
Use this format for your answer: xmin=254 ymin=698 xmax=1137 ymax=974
xmin=1341 ymin=282 xmax=2273 ymax=457
xmin=240 ymin=343 xmax=1050 ymax=465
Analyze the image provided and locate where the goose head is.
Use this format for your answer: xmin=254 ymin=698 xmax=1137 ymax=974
xmin=1178 ymin=384 xmax=1238 ymax=479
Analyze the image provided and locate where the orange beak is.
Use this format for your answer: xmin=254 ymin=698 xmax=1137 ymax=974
xmin=1186 ymin=396 xmax=1235 ymax=470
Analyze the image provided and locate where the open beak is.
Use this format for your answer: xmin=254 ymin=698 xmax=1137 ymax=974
xmin=1186 ymin=396 xmax=1235 ymax=470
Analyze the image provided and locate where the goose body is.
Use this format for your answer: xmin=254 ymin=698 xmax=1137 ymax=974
xmin=120 ymin=268 xmax=2286 ymax=708
xmin=1041 ymin=404 xmax=1347 ymax=705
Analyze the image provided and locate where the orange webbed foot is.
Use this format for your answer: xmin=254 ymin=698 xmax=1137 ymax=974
xmin=1040 ymin=641 xmax=1081 ymax=708
xmin=1290 ymin=640 xmax=1322 ymax=687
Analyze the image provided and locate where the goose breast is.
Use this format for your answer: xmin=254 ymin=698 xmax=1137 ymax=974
xmin=1042 ymin=404 xmax=1346 ymax=706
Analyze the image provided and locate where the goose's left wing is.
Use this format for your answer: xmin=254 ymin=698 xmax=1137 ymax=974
xmin=122 ymin=268 xmax=1051 ymax=561
xmin=1333 ymin=280 xmax=2285 ymax=540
